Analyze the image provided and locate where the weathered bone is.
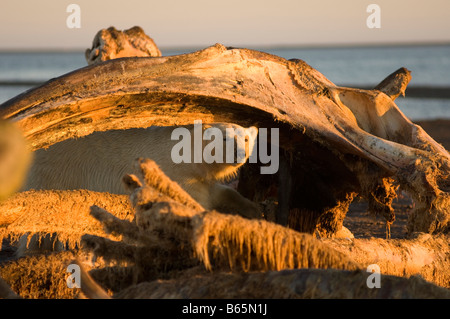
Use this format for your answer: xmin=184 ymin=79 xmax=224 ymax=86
xmin=1 ymin=43 xmax=449 ymax=235
xmin=85 ymin=26 xmax=161 ymax=65
xmin=374 ymin=67 xmax=411 ymax=100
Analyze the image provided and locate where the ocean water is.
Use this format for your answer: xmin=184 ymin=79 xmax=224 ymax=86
xmin=1 ymin=44 xmax=449 ymax=120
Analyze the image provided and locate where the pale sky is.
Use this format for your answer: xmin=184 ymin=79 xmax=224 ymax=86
xmin=0 ymin=0 xmax=449 ymax=50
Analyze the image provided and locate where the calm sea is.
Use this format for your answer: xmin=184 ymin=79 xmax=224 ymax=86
xmin=1 ymin=44 xmax=449 ymax=120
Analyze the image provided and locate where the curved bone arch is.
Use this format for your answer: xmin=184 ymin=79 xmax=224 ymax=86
xmin=1 ymin=41 xmax=449 ymax=236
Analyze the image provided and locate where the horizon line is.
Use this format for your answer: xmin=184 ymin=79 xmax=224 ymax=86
xmin=0 ymin=40 xmax=449 ymax=53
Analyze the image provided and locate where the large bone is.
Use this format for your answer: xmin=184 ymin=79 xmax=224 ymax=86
xmin=1 ymin=44 xmax=448 ymax=235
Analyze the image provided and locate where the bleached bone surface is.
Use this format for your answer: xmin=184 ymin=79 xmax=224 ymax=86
xmin=1 ymin=43 xmax=448 ymax=235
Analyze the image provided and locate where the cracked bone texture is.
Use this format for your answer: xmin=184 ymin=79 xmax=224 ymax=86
xmin=85 ymin=26 xmax=161 ymax=65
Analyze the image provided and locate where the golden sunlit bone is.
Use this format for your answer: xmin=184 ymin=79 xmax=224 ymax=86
xmin=85 ymin=26 xmax=161 ymax=65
